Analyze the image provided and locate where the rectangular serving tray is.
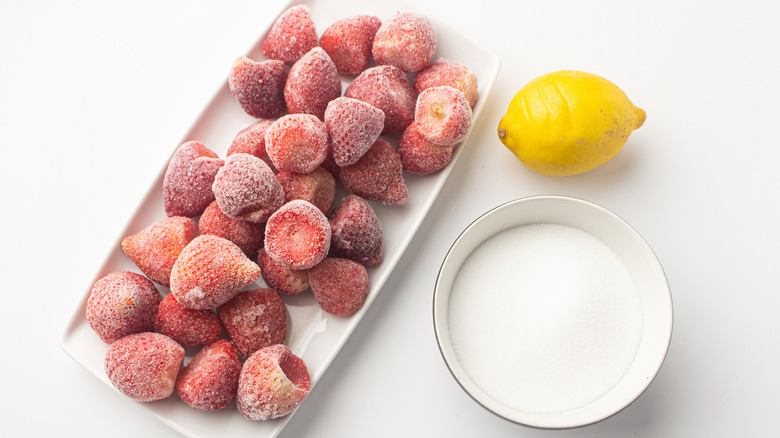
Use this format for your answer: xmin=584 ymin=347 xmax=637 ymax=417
xmin=61 ymin=1 xmax=500 ymax=436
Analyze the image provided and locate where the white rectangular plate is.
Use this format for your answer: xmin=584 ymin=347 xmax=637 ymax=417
xmin=61 ymin=0 xmax=500 ymax=437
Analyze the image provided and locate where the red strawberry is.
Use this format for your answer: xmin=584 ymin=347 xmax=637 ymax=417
xmin=324 ymin=97 xmax=385 ymax=167
xmin=198 ymin=200 xmax=265 ymax=257
xmin=340 ymin=139 xmax=408 ymax=205
xmin=228 ymin=57 xmax=288 ymax=119
xmin=262 ymin=5 xmax=318 ymax=64
xmin=258 ymin=248 xmax=310 ymax=295
xmin=217 ymin=288 xmax=287 ymax=357
xmin=169 ymin=235 xmax=261 ymax=310
xmin=264 ymin=200 xmax=331 ymax=270
xmin=414 ymin=85 xmax=472 ymax=146
xmin=212 ymin=153 xmax=285 ymax=223
xmin=345 ymin=65 xmax=417 ymax=135
xmin=176 ymin=340 xmax=242 ymax=411
xmin=309 ymin=258 xmax=369 ymax=317
xmin=154 ymin=293 xmax=222 ymax=347
xmin=121 ymin=216 xmax=198 ymax=286
xmin=372 ymin=12 xmax=437 ymax=73
xmin=284 ymin=47 xmax=341 ymax=120
xmin=163 ymin=141 xmax=224 ymax=217
xmin=414 ymin=58 xmax=479 ymax=108
xmin=237 ymin=344 xmax=311 ymax=421
xmin=227 ymin=119 xmax=276 ymax=170
xmin=276 ymin=167 xmax=336 ymax=214
xmin=104 ymin=332 xmax=184 ymax=402
xmin=319 ymin=15 xmax=382 ymax=75
xmin=397 ymin=121 xmax=454 ymax=175
xmin=86 ymin=271 xmax=162 ymax=344
xmin=329 ymin=195 xmax=383 ymax=266
xmin=265 ymin=114 xmax=329 ymax=174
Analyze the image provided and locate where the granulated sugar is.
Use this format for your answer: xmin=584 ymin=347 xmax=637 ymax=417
xmin=448 ymin=223 xmax=643 ymax=414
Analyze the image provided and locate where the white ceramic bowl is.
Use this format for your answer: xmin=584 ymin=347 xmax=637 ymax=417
xmin=433 ymin=195 xmax=673 ymax=428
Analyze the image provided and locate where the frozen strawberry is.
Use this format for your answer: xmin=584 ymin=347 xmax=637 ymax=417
xmin=414 ymin=58 xmax=479 ymax=108
xmin=163 ymin=141 xmax=224 ymax=218
xmin=319 ymin=15 xmax=382 ymax=74
xmin=264 ymin=200 xmax=331 ymax=270
xmin=154 ymin=293 xmax=222 ymax=347
xmin=319 ymin=146 xmax=341 ymax=182
xmin=276 ymin=167 xmax=335 ymax=214
xmin=176 ymin=340 xmax=242 ymax=411
xmin=414 ymin=85 xmax=472 ymax=146
xmin=217 ymin=288 xmax=287 ymax=357
xmin=329 ymin=195 xmax=383 ymax=267
xmin=104 ymin=332 xmax=184 ymax=402
xmin=169 ymin=235 xmax=261 ymax=310
xmin=382 ymin=178 xmax=408 ymax=205
xmin=345 ymin=65 xmax=416 ymax=135
xmin=340 ymin=139 xmax=408 ymax=205
xmin=228 ymin=57 xmax=288 ymax=119
xmin=227 ymin=119 xmax=276 ymax=170
xmin=265 ymin=114 xmax=329 ymax=174
xmin=199 ymin=200 xmax=265 ymax=257
xmin=259 ymin=248 xmax=310 ymax=295
xmin=87 ymin=271 xmax=162 ymax=344
xmin=372 ymin=12 xmax=437 ymax=73
xmin=212 ymin=153 xmax=285 ymax=223
xmin=121 ymin=216 xmax=197 ymax=287
xmin=284 ymin=47 xmax=341 ymax=120
xmin=309 ymin=258 xmax=369 ymax=317
xmin=397 ymin=121 xmax=454 ymax=175
xmin=324 ymin=97 xmax=385 ymax=166
xmin=262 ymin=5 xmax=318 ymax=64
xmin=237 ymin=344 xmax=311 ymax=421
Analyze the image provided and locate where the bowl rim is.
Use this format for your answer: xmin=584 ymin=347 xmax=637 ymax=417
xmin=432 ymin=195 xmax=673 ymax=429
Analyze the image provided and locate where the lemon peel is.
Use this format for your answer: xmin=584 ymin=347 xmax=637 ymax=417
xmin=498 ymin=70 xmax=645 ymax=176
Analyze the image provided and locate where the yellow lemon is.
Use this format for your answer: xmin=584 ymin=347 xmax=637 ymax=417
xmin=497 ymin=70 xmax=646 ymax=176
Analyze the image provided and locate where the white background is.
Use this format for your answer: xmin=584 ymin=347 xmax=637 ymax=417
xmin=2 ymin=0 xmax=779 ymax=436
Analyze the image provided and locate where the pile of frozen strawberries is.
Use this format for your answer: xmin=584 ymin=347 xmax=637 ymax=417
xmin=85 ymin=5 xmax=478 ymax=422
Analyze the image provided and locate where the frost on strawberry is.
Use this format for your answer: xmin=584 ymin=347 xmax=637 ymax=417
xmin=87 ymin=271 xmax=162 ymax=344
xmin=163 ymin=141 xmax=224 ymax=218
xmin=397 ymin=121 xmax=454 ymax=175
xmin=262 ymin=5 xmax=318 ymax=64
xmin=154 ymin=293 xmax=222 ymax=347
xmin=104 ymin=332 xmax=184 ymax=402
xmin=320 ymin=15 xmax=382 ymax=75
xmin=372 ymin=12 xmax=437 ymax=73
xmin=199 ymin=200 xmax=265 ymax=257
xmin=264 ymin=200 xmax=331 ymax=270
xmin=309 ymin=258 xmax=370 ymax=317
xmin=212 ymin=153 xmax=285 ymax=223
xmin=169 ymin=235 xmax=261 ymax=310
xmin=265 ymin=114 xmax=329 ymax=174
xmin=340 ymin=139 xmax=408 ymax=205
xmin=217 ymin=288 xmax=287 ymax=357
xmin=121 ymin=216 xmax=198 ymax=286
xmin=276 ymin=167 xmax=336 ymax=214
xmin=345 ymin=65 xmax=416 ymax=135
xmin=324 ymin=97 xmax=385 ymax=167
xmin=228 ymin=57 xmax=288 ymax=119
xmin=176 ymin=340 xmax=242 ymax=411
xmin=284 ymin=47 xmax=341 ymax=120
xmin=237 ymin=344 xmax=311 ymax=420
xmin=329 ymin=195 xmax=383 ymax=266
xmin=258 ymin=248 xmax=310 ymax=295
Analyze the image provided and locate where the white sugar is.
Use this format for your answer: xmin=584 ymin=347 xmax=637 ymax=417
xmin=448 ymin=223 xmax=643 ymax=414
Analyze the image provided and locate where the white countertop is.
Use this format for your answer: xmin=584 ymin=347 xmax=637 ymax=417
xmin=3 ymin=0 xmax=779 ymax=436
